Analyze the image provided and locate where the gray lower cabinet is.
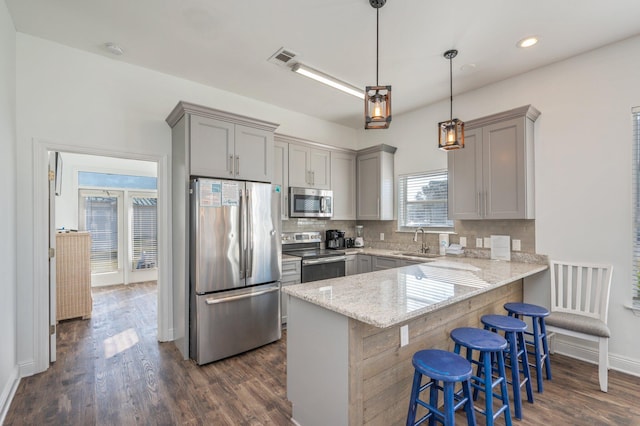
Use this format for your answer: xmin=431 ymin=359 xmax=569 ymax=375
xmin=281 ymin=258 xmax=302 ymax=325
xmin=345 ymin=254 xmax=357 ymax=276
xmin=372 ymin=256 xmax=420 ymax=271
xmin=372 ymin=256 xmax=399 ymax=271
xmin=356 ymin=254 xmax=372 ymax=274
xmin=448 ymin=105 xmax=540 ymax=219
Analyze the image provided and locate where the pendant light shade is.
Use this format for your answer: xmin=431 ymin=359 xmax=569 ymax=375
xmin=365 ymin=0 xmax=391 ymax=129
xmin=438 ymin=49 xmax=464 ymax=150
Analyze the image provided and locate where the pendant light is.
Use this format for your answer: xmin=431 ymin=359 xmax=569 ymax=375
xmin=438 ymin=49 xmax=464 ymax=150
xmin=365 ymin=0 xmax=391 ymax=130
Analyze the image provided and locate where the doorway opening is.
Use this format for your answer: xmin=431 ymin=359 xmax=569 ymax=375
xmin=50 ymin=151 xmax=160 ymax=363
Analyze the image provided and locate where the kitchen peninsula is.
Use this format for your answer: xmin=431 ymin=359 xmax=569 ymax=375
xmin=283 ymin=257 xmax=547 ymax=426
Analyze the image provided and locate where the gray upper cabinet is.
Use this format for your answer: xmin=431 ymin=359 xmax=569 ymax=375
xmin=448 ymin=105 xmax=540 ymax=220
xmin=357 ymin=144 xmax=397 ymax=220
xmin=288 ymin=143 xmax=331 ymax=189
xmin=167 ymin=102 xmax=278 ymax=183
xmin=330 ymin=151 xmax=356 ymax=220
xmin=273 ymin=139 xmax=289 ymax=220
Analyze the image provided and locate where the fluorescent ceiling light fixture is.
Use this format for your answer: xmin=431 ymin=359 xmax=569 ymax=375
xmin=291 ymin=63 xmax=364 ymax=99
xmin=517 ymin=36 xmax=539 ymax=48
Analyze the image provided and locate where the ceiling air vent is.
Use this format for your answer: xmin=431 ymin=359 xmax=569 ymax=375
xmin=268 ymin=47 xmax=299 ymax=68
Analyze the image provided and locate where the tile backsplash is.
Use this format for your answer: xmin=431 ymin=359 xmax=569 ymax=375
xmin=282 ymin=218 xmax=536 ymax=254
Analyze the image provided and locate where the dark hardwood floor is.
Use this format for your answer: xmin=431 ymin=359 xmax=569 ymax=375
xmin=5 ymin=282 xmax=639 ymax=425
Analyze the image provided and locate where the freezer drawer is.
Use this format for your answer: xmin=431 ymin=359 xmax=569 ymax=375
xmin=191 ymin=283 xmax=281 ymax=365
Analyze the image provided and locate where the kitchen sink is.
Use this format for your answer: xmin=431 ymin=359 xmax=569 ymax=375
xmin=393 ymin=252 xmax=441 ymax=258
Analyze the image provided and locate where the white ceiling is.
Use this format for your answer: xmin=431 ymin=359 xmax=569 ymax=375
xmin=6 ymin=0 xmax=640 ymax=129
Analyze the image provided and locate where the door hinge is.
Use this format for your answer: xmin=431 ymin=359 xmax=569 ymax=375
xmin=50 ymin=324 xmax=56 ymax=335
xmin=49 ymin=247 xmax=55 ymax=259
xmin=48 ymin=170 xmax=55 ymax=181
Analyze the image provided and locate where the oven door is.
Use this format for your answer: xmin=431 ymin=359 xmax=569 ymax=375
xmin=301 ymin=256 xmax=346 ymax=283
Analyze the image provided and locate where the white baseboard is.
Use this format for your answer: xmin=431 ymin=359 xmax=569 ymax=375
xmin=553 ymin=339 xmax=640 ymax=377
xmin=0 ymin=366 xmax=20 ymax=424
xmin=18 ymin=359 xmax=37 ymax=378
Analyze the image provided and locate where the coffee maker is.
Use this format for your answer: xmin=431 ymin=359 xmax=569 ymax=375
xmin=326 ymin=230 xmax=346 ymax=249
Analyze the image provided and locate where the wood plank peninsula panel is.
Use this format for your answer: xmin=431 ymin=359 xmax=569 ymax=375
xmin=284 ymin=257 xmax=546 ymax=426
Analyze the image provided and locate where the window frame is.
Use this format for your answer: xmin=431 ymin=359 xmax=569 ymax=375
xmin=397 ymin=169 xmax=454 ymax=233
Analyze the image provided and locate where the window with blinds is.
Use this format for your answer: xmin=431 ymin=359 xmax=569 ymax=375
xmin=83 ymin=196 xmax=119 ymax=273
xmin=398 ymin=170 xmax=454 ymax=230
xmin=131 ymin=195 xmax=157 ymax=270
xmin=633 ymin=106 xmax=640 ymax=306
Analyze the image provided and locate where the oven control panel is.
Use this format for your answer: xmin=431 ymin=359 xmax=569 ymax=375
xmin=281 ymin=232 xmax=322 ymax=244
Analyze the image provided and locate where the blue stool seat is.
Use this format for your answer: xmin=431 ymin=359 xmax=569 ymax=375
xmin=504 ymin=302 xmax=552 ymax=392
xmin=481 ymin=314 xmax=534 ymax=420
xmin=450 ymin=327 xmax=512 ymax=426
xmin=407 ymin=349 xmax=476 ymax=426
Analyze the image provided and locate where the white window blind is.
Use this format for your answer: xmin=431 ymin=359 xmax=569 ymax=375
xmin=398 ymin=170 xmax=453 ymax=230
xmin=83 ymin=196 xmax=119 ymax=273
xmin=633 ymin=106 xmax=640 ymax=306
xmin=131 ymin=195 xmax=158 ymax=270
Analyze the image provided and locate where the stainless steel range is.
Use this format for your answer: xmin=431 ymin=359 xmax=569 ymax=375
xmin=282 ymin=232 xmax=346 ymax=283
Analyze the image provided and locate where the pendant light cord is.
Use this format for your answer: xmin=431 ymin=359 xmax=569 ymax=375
xmin=376 ymin=8 xmax=379 ymax=86
xmin=449 ymin=55 xmax=453 ymax=120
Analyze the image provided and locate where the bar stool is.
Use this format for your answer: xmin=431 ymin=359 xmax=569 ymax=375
xmin=504 ymin=302 xmax=552 ymax=392
xmin=450 ymin=327 xmax=512 ymax=426
xmin=481 ymin=314 xmax=534 ymax=420
xmin=406 ymin=349 xmax=476 ymax=426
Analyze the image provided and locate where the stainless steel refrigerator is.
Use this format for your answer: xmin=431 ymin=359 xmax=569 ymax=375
xmin=189 ymin=177 xmax=282 ymax=365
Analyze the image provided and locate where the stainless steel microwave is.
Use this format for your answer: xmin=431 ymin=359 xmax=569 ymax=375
xmin=289 ymin=187 xmax=333 ymax=218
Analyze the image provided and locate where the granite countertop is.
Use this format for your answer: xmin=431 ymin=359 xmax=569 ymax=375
xmin=282 ymin=257 xmax=548 ymax=329
xmin=282 ymin=254 xmax=300 ymax=262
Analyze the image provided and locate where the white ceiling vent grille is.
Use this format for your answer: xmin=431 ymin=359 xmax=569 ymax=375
xmin=268 ymin=47 xmax=299 ymax=68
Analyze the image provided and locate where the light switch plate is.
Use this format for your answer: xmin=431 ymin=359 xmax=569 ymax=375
xmin=400 ymin=325 xmax=409 ymax=347
xmin=476 ymin=238 xmax=483 ymax=248
xmin=459 ymin=237 xmax=467 ymax=247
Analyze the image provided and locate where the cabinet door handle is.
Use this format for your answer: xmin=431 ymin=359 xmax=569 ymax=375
xmin=284 ymin=195 xmax=288 ymax=219
xmin=228 ymin=155 xmax=234 ymax=175
xmin=235 ymin=156 xmax=240 ymax=176
xmin=484 ymin=191 xmax=488 ymax=217
xmin=311 ymin=170 xmax=315 ymax=186
xmin=477 ymin=192 xmax=482 ymax=217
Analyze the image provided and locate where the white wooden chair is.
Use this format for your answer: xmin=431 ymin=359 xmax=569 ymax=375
xmin=546 ymin=260 xmax=613 ymax=392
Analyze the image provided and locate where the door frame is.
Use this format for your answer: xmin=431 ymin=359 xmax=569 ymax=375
xmin=33 ymin=139 xmax=172 ymax=374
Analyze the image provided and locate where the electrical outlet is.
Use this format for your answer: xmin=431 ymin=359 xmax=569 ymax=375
xmin=512 ymin=239 xmax=521 ymax=251
xmin=400 ymin=325 xmax=409 ymax=347
xmin=380 ymin=233 xmax=384 ymax=241
xmin=476 ymin=238 xmax=483 ymax=248
xmin=459 ymin=236 xmax=467 ymax=247
xmin=484 ymin=237 xmax=492 ymax=248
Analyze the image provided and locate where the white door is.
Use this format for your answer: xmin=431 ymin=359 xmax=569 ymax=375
xmin=79 ymin=189 xmax=125 ymax=286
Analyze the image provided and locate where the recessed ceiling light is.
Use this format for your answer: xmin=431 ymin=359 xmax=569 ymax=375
xmin=104 ymin=42 xmax=124 ymax=56
xmin=517 ymin=36 xmax=539 ymax=48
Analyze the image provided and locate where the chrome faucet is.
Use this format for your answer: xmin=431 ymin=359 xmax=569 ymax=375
xmin=413 ymin=228 xmax=429 ymax=253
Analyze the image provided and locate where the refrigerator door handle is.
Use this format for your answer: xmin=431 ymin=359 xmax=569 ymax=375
xmin=204 ymin=285 xmax=279 ymax=305
xmin=246 ymin=188 xmax=254 ymax=278
xmin=239 ymin=187 xmax=246 ymax=279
